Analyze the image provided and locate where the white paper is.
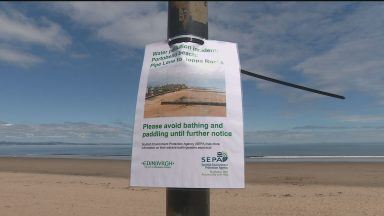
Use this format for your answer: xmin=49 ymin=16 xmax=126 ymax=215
xmin=130 ymin=40 xmax=244 ymax=188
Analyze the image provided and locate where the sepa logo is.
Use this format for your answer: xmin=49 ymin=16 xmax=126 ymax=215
xmin=142 ymin=160 xmax=174 ymax=168
xmin=201 ymin=151 xmax=228 ymax=163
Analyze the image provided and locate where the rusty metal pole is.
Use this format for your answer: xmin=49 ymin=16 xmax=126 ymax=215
xmin=166 ymin=2 xmax=210 ymax=216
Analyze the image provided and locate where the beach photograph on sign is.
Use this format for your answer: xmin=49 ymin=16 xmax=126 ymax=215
xmin=144 ymin=62 xmax=227 ymax=118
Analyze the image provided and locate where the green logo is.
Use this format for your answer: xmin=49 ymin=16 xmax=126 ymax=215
xmin=142 ymin=160 xmax=174 ymax=168
xmin=201 ymin=151 xmax=229 ymax=163
xmin=217 ymin=151 xmax=228 ymax=162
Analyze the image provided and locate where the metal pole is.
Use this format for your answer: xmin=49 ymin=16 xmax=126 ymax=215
xmin=166 ymin=2 xmax=210 ymax=216
xmin=168 ymin=1 xmax=208 ymax=44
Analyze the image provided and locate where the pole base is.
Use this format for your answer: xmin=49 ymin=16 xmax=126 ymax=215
xmin=166 ymin=188 xmax=210 ymax=216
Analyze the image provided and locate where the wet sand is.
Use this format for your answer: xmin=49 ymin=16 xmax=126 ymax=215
xmin=0 ymin=157 xmax=384 ymax=216
xmin=144 ymin=89 xmax=226 ymax=118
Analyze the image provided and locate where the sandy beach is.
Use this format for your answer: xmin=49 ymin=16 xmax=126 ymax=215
xmin=0 ymin=158 xmax=383 ymax=216
xmin=144 ymin=89 xmax=226 ymax=118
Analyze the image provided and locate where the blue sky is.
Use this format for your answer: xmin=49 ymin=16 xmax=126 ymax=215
xmin=0 ymin=2 xmax=383 ymax=144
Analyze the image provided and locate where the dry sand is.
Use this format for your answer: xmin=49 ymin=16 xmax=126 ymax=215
xmin=144 ymin=89 xmax=226 ymax=118
xmin=1 ymin=157 xmax=384 ymax=216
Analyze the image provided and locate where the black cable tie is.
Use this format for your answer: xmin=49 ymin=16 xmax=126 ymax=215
xmin=168 ymin=37 xmax=204 ymax=46
xmin=241 ymin=69 xmax=345 ymax=100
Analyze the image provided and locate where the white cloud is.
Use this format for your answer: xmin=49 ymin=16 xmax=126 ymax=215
xmin=29 ymin=2 xmax=384 ymax=105
xmin=0 ymin=9 xmax=71 ymax=50
xmin=209 ymin=2 xmax=384 ymax=104
xmin=53 ymin=2 xmax=161 ymax=26
xmin=295 ymin=35 xmax=384 ymax=103
xmin=51 ymin=2 xmax=166 ymax=48
xmin=97 ymin=11 xmax=167 ymax=48
xmin=0 ymin=121 xmax=132 ymax=143
xmin=209 ymin=2 xmax=342 ymax=59
xmin=70 ymin=52 xmax=89 ymax=59
xmin=0 ymin=47 xmax=43 ymax=67
xmin=0 ymin=6 xmax=72 ymax=67
xmin=292 ymin=125 xmax=351 ymax=130
xmin=245 ymin=127 xmax=384 ymax=144
xmin=334 ymin=115 xmax=384 ymax=123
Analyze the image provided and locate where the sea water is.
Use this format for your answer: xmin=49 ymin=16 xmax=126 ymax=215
xmin=0 ymin=142 xmax=131 ymax=160
xmin=0 ymin=142 xmax=384 ymax=162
